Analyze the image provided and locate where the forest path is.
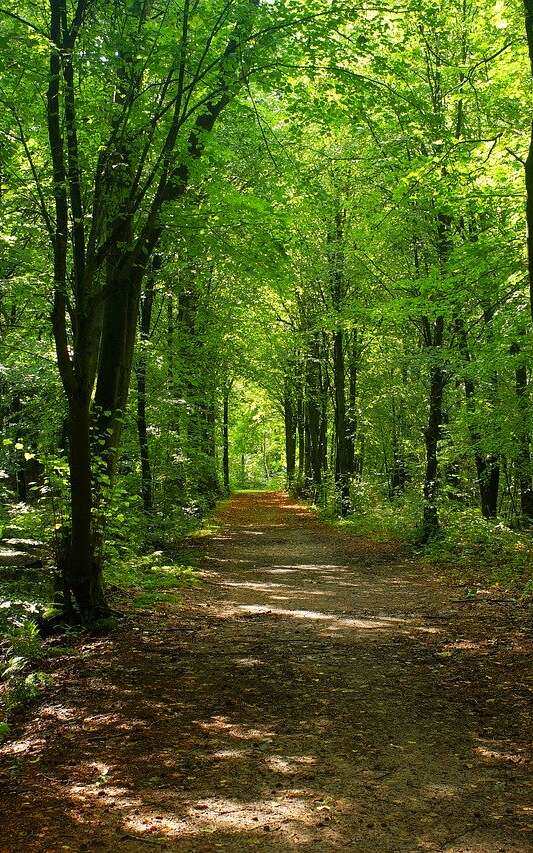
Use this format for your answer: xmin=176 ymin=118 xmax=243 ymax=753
xmin=0 ymin=492 xmax=531 ymax=852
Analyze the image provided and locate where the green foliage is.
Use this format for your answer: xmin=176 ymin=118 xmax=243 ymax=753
xmin=6 ymin=619 xmax=44 ymax=661
xmin=106 ymin=550 xmax=199 ymax=610
xmin=0 ymin=0 xmax=532 ymax=613
xmin=325 ymin=484 xmax=424 ymax=544
xmin=2 ymin=670 xmax=52 ymax=715
xmin=1 ymin=620 xmax=51 ymax=723
xmin=422 ymin=508 xmax=533 ymax=594
xmin=326 ymin=488 xmax=532 ymax=595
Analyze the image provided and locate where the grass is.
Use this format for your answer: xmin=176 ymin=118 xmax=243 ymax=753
xmin=106 ymin=551 xmax=200 ymax=609
xmin=233 ymin=487 xmax=281 ymax=494
xmin=320 ymin=485 xmax=422 ymax=544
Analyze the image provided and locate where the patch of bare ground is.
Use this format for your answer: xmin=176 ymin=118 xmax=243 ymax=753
xmin=0 ymin=492 xmax=531 ymax=852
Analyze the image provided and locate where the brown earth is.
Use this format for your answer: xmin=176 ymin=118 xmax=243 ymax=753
xmin=0 ymin=491 xmax=531 ymax=852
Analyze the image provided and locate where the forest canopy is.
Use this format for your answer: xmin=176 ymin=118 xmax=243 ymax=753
xmin=0 ymin=0 xmax=532 ymax=626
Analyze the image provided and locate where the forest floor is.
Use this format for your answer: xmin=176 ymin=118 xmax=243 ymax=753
xmin=0 ymin=492 xmax=531 ymax=852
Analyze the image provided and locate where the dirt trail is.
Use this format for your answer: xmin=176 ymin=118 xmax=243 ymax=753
xmin=0 ymin=492 xmax=531 ymax=852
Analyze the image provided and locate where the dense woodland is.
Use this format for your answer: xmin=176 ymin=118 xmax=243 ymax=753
xmin=0 ymin=0 xmax=532 ymax=641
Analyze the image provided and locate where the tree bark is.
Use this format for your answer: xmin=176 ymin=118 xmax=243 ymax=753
xmin=390 ymin=395 xmax=407 ymax=498
xmin=524 ymin=0 xmax=533 ymax=321
xmin=304 ymin=345 xmax=322 ymax=500
xmin=421 ymin=316 xmax=445 ymax=543
xmin=345 ymin=329 xmax=358 ymax=477
xmin=512 ymin=342 xmax=533 ymax=520
xmin=296 ymin=382 xmax=305 ymax=487
xmin=284 ymin=382 xmax=297 ymax=491
xmin=67 ymin=394 xmax=105 ymax=621
xmin=135 ymin=273 xmax=155 ymax=512
xmin=333 ymin=329 xmax=349 ymax=514
xmin=455 ymin=316 xmax=500 ymax=517
xmin=222 ymin=387 xmax=230 ymax=494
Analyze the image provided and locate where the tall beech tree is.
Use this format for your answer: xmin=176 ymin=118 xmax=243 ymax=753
xmin=1 ymin=0 xmax=335 ymax=619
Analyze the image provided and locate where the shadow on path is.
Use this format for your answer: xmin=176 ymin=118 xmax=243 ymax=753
xmin=0 ymin=492 xmax=531 ymax=852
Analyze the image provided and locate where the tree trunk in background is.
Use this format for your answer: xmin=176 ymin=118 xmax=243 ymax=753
xmin=524 ymin=0 xmax=533 ymax=321
xmin=455 ymin=317 xmax=499 ymax=518
xmin=512 ymin=342 xmax=533 ymax=520
xmin=333 ymin=328 xmax=349 ymax=514
xmin=135 ymin=275 xmax=155 ymax=512
xmin=206 ymin=396 xmax=218 ymax=492
xmin=223 ymin=386 xmax=230 ymax=494
xmin=304 ymin=341 xmax=322 ymax=500
xmin=319 ymin=379 xmax=328 ymax=476
xmin=296 ymin=380 xmax=305 ymax=487
xmin=390 ymin=394 xmax=407 ymax=498
xmin=328 ymin=206 xmax=350 ymax=513
xmin=263 ymin=434 xmax=269 ymax=480
xmin=284 ymin=383 xmax=297 ymax=491
xmin=421 ymin=316 xmax=445 ymax=542
xmin=345 ymin=329 xmax=358 ymax=477
xmin=419 ymin=208 xmax=451 ymax=542
xmin=192 ymin=392 xmax=219 ymax=501
xmin=479 ymin=459 xmax=500 ymax=519
xmin=306 ymin=402 xmax=321 ymax=497
xmin=177 ymin=274 xmax=219 ymax=500
xmin=167 ymin=296 xmax=175 ymax=391
xmin=442 ymin=408 xmax=463 ymax=502
xmin=304 ymin=416 xmax=312 ymax=485
xmin=357 ymin=433 xmax=365 ymax=480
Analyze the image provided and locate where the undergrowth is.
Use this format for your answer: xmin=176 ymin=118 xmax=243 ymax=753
xmin=318 ymin=483 xmax=533 ymax=597
xmin=422 ymin=507 xmax=533 ymax=597
xmin=0 ymin=620 xmax=53 ymax=738
xmin=0 ymin=494 xmax=207 ymax=736
xmin=106 ymin=550 xmax=199 ymax=609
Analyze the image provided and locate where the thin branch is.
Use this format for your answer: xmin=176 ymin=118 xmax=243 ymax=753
xmin=0 ymin=7 xmax=49 ymax=39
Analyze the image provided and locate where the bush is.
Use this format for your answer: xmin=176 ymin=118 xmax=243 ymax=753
xmin=423 ymin=506 xmax=533 ymax=594
xmin=1 ymin=619 xmax=52 ymax=723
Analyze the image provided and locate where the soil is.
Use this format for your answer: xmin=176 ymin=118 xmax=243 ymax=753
xmin=0 ymin=491 xmax=531 ymax=852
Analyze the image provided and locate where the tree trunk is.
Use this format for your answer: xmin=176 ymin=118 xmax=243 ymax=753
xmin=263 ymin=434 xmax=269 ymax=480
xmin=357 ymin=433 xmax=365 ymax=480
xmin=345 ymin=329 xmax=358 ymax=477
xmin=333 ymin=329 xmax=350 ymax=515
xmin=136 ymin=363 xmax=152 ymax=512
xmin=512 ymin=343 xmax=533 ymax=520
xmin=304 ymin=349 xmax=322 ymax=500
xmin=296 ymin=387 xmax=305 ymax=486
xmin=455 ymin=317 xmax=500 ymax=518
xmin=135 ymin=275 xmax=155 ymax=512
xmin=524 ymin=0 xmax=533 ymax=321
xmin=67 ymin=395 xmax=105 ymax=621
xmin=283 ymin=384 xmax=297 ymax=491
xmin=420 ymin=207 xmax=451 ymax=541
xmin=319 ymin=384 xmax=328 ymax=476
xmin=223 ymin=387 xmax=230 ymax=494
xmin=390 ymin=406 xmax=407 ymax=498
xmin=478 ymin=459 xmax=500 ymax=519
xmin=421 ymin=317 xmax=445 ymax=543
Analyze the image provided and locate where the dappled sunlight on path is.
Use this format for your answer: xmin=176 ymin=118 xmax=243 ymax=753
xmin=0 ymin=492 xmax=531 ymax=851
